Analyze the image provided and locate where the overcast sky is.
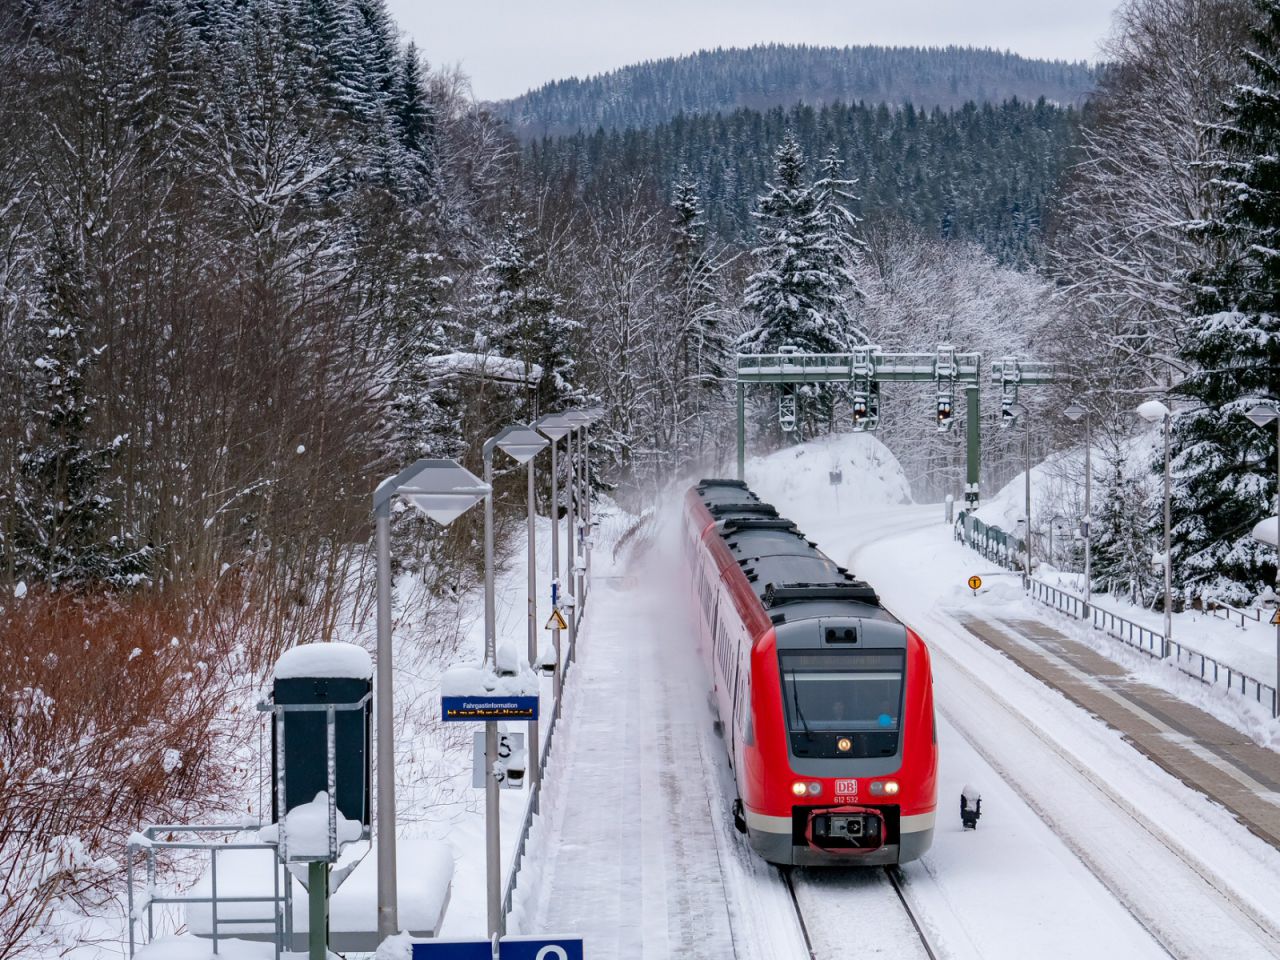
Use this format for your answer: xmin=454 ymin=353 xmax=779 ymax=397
xmin=387 ymin=1 xmax=1124 ymax=102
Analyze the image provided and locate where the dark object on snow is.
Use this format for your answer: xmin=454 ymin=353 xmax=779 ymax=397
xmin=961 ymin=785 xmax=982 ymax=829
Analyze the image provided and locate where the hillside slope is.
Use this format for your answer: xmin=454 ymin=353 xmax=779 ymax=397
xmin=498 ymin=44 xmax=1096 ymax=136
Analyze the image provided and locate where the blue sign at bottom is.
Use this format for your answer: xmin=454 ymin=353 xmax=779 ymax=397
xmin=413 ymin=936 xmax=583 ymax=960
xmin=502 ymin=936 xmax=584 ymax=960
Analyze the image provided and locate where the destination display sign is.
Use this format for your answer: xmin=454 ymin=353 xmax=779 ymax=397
xmin=441 ymin=695 xmax=539 ymax=722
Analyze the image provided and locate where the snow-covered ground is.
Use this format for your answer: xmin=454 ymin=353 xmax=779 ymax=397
xmin=95 ymin=430 xmax=1280 ymax=959
xmin=752 ymin=433 xmax=1280 ymax=958
xmin=976 ymin=438 xmax=1280 ymax=694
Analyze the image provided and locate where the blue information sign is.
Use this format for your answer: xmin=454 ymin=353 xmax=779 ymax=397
xmin=412 ymin=940 xmax=491 ymax=959
xmin=441 ymin=695 xmax=539 ymax=722
xmin=500 ymin=936 xmax=584 ymax=960
xmin=411 ymin=936 xmax=582 ymax=959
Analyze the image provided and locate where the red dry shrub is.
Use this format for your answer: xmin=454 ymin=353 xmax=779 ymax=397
xmin=0 ymin=588 xmax=240 ymax=958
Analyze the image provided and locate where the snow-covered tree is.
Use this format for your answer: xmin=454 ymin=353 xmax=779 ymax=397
xmin=740 ymin=135 xmax=856 ymax=438
xmin=1091 ymin=453 xmax=1160 ymax=604
xmin=668 ymin=169 xmax=732 ymax=456
xmin=1169 ymin=0 xmax=1280 ymax=600
xmin=6 ymin=244 xmax=150 ymax=589
xmin=467 ymin=212 xmax=580 ymax=418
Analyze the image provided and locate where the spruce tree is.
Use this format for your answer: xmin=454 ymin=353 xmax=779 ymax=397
xmin=467 ymin=213 xmax=580 ymax=418
xmin=740 ymin=135 xmax=855 ymax=437
xmin=1170 ymin=0 xmax=1280 ymax=600
xmin=8 ymin=244 xmax=150 ymax=589
xmin=1091 ymin=456 xmax=1159 ymax=605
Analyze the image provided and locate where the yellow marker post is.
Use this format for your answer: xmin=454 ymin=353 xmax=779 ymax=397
xmin=968 ymin=575 xmax=983 ymax=595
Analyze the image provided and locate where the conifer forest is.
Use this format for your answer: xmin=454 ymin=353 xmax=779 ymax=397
xmin=2 ymin=0 xmax=1280 ymax=955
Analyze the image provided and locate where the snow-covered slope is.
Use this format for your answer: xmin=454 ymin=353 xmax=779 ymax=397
xmin=748 ymin=431 xmax=913 ymax=511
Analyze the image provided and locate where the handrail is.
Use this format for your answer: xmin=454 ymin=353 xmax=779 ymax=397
xmin=1026 ymin=578 xmax=1278 ymax=716
xmin=953 ymin=510 xmax=1025 ymax=573
xmin=1203 ymin=597 xmax=1264 ymax=629
xmin=127 ymin=823 xmax=290 ymax=958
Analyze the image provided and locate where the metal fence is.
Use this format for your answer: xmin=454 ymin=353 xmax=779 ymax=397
xmin=500 ymin=559 xmax=591 ymax=923
xmin=1027 ymin=578 xmax=1278 ymax=715
xmin=954 ymin=510 xmax=1024 ymax=572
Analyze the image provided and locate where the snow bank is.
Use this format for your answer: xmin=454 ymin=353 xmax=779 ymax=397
xmin=258 ymin=792 xmax=363 ymax=859
xmin=274 ymin=642 xmax=373 ymax=681
xmin=441 ymin=662 xmax=539 ymax=698
xmin=749 ymin=431 xmax=913 ymax=509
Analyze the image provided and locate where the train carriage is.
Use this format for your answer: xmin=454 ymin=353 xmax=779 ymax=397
xmin=684 ymin=479 xmax=938 ymax=866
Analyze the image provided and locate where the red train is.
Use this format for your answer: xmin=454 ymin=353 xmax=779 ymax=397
xmin=683 ymin=479 xmax=938 ymax=866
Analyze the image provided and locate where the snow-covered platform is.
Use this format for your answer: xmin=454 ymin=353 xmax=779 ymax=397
xmin=958 ymin=613 xmax=1280 ymax=850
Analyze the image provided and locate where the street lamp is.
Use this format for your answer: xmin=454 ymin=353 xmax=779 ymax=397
xmin=1244 ymin=402 xmax=1280 ymax=717
xmin=372 ymin=459 xmax=490 ymax=939
xmin=1008 ymin=401 xmax=1031 ymax=581
xmin=487 ymin=425 xmax=549 ymax=791
xmin=479 ymin=425 xmax=548 ymax=939
xmin=1064 ymin=401 xmax=1093 ymax=612
xmin=560 ymin=409 xmax=598 ymax=613
xmin=536 ymin=414 xmax=573 ymax=702
xmin=1137 ymin=400 xmax=1173 ymax=657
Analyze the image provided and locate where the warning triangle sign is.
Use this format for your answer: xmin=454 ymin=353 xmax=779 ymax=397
xmin=545 ymin=608 xmax=569 ymax=631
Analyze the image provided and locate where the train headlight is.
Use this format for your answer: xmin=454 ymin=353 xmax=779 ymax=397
xmin=836 ymin=736 xmax=852 ymax=753
xmin=807 ymin=781 xmax=822 ymax=796
xmin=870 ymin=780 xmax=900 ymax=796
xmin=884 ymin=780 xmax=900 ymax=795
xmin=791 ymin=781 xmax=808 ymax=797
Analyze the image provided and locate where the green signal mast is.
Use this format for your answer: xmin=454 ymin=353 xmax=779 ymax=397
xmin=735 ymin=348 xmax=1054 ymax=506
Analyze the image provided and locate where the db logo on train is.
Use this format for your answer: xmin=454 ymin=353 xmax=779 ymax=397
xmin=835 ymin=778 xmax=858 ymax=803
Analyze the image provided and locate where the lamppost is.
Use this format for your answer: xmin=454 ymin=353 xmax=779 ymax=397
xmin=486 ymin=425 xmax=548 ymax=791
xmin=560 ymin=409 xmax=598 ymax=629
xmin=1064 ymin=402 xmax=1093 ymax=612
xmin=479 ymin=425 xmax=551 ymax=939
xmin=372 ymin=459 xmax=491 ymax=939
xmin=1245 ymin=402 xmax=1280 ymax=717
xmin=1008 ymin=401 xmax=1032 ymax=581
xmin=535 ymin=414 xmax=573 ymax=701
xmin=1137 ymin=400 xmax=1173 ymax=657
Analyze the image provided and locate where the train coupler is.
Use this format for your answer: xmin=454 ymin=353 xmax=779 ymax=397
xmin=804 ymin=805 xmax=885 ymax=853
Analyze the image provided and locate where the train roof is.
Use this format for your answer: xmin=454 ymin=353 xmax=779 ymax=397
xmin=693 ymin=479 xmax=893 ymax=626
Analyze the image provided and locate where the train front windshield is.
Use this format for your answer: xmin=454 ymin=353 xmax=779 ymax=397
xmin=779 ymin=650 xmax=905 ymax=757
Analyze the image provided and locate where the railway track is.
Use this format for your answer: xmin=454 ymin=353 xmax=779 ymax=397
xmin=781 ymin=863 xmax=939 ymax=960
xmin=895 ymin=604 xmax=1280 ymax=960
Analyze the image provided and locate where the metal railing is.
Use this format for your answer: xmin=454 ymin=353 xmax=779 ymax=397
xmin=954 ymin=510 xmax=1025 ymax=573
xmin=127 ymin=823 xmax=292 ymax=958
xmin=1026 ymin=578 xmax=1279 ymax=715
xmin=501 ymin=545 xmax=595 ymax=922
xmin=1203 ymin=597 xmax=1264 ymax=629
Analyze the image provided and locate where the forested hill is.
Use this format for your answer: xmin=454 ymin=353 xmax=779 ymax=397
xmin=498 ymin=45 xmax=1097 ymax=136
xmin=522 ymin=97 xmax=1080 ymax=264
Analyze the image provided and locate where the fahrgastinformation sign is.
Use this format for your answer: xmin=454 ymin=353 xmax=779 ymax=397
xmin=441 ymin=695 xmax=539 ymax=722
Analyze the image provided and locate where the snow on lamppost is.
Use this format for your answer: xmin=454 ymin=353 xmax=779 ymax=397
xmin=1245 ymin=402 xmax=1280 ymax=718
xmin=372 ymin=459 xmax=490 ymax=940
xmin=1063 ymin=401 xmax=1093 ymax=613
xmin=1137 ymin=400 xmax=1173 ymax=658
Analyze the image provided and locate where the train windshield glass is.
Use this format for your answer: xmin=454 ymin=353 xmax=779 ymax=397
xmin=779 ymin=650 xmax=905 ymax=735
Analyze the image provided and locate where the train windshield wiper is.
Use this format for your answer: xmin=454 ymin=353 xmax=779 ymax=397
xmin=789 ymin=669 xmax=814 ymax=741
